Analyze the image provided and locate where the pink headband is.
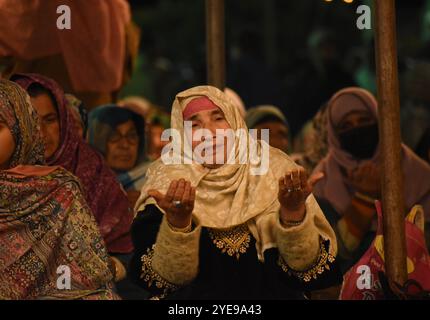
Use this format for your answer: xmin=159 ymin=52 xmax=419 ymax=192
xmin=183 ymin=96 xmax=218 ymax=120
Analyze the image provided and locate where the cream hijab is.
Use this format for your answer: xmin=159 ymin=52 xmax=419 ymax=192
xmin=135 ymin=86 xmax=329 ymax=259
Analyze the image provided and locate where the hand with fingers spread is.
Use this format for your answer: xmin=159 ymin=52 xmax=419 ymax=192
xmin=278 ymin=167 xmax=324 ymax=225
xmin=148 ymin=178 xmax=196 ymax=229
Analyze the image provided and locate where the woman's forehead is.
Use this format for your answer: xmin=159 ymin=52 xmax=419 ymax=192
xmin=184 ymin=106 xmax=223 ymax=120
xmin=30 ymin=93 xmax=58 ymax=115
xmin=115 ymin=119 xmax=137 ymax=131
xmin=340 ymin=109 xmax=373 ymax=123
xmin=330 ymin=93 xmax=374 ymax=125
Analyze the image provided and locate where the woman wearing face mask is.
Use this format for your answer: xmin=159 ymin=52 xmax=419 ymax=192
xmin=313 ymin=87 xmax=430 ymax=272
xmin=129 ymin=86 xmax=342 ymax=300
xmin=0 ymin=80 xmax=117 ymax=299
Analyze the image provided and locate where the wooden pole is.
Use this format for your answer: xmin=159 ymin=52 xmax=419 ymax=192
xmin=373 ymin=0 xmax=407 ymax=285
xmin=205 ymin=0 xmax=225 ymax=89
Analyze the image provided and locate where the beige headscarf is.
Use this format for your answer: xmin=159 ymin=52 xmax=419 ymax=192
xmin=135 ymin=86 xmax=323 ymax=258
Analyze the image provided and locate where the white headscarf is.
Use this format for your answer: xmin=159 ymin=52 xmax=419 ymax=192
xmin=136 ymin=86 xmax=332 ymax=258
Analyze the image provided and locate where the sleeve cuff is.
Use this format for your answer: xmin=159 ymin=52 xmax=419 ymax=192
xmin=151 ymin=214 xmax=201 ymax=285
xmin=277 ymin=238 xmax=336 ymax=282
xmin=275 ymin=197 xmax=321 ymax=271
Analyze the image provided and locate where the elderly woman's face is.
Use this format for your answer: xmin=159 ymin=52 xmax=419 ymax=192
xmin=106 ymin=120 xmax=139 ymax=172
xmin=0 ymin=117 xmax=15 ymax=170
xmin=186 ymin=107 xmax=232 ymax=168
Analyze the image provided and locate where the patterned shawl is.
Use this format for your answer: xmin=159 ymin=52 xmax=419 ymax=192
xmin=292 ymin=103 xmax=330 ymax=173
xmin=0 ymin=79 xmax=117 ymax=299
xmin=12 ymin=73 xmax=133 ymax=254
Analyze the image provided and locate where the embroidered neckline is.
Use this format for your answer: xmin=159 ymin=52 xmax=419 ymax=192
xmin=208 ymin=224 xmax=251 ymax=259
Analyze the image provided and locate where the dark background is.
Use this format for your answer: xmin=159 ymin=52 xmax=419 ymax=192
xmin=122 ymin=0 xmax=430 ymax=143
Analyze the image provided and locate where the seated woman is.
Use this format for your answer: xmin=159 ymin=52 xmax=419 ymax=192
xmin=118 ymin=96 xmax=170 ymax=162
xmin=87 ymin=105 xmax=149 ymax=206
xmin=0 ymin=79 xmax=117 ymax=299
xmin=11 ymin=73 xmax=134 ymax=258
xmin=129 ymin=86 xmax=342 ymax=300
xmin=313 ymin=87 xmax=430 ymax=273
xmin=245 ymin=105 xmax=291 ymax=154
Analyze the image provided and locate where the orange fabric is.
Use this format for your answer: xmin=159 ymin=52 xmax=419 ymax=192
xmin=0 ymin=0 xmax=131 ymax=93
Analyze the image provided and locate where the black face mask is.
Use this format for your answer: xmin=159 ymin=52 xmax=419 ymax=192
xmin=338 ymin=123 xmax=379 ymax=159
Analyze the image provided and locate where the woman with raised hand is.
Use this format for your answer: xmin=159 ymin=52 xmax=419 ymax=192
xmin=313 ymin=87 xmax=430 ymax=272
xmin=129 ymin=86 xmax=342 ymax=300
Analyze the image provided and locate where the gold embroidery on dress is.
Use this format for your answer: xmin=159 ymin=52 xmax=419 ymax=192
xmin=208 ymin=224 xmax=251 ymax=259
xmin=277 ymin=238 xmax=335 ymax=282
xmin=140 ymin=244 xmax=178 ymax=295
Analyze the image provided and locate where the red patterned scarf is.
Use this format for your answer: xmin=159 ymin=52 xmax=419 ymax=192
xmin=12 ymin=74 xmax=133 ymax=253
xmin=0 ymin=80 xmax=118 ymax=299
